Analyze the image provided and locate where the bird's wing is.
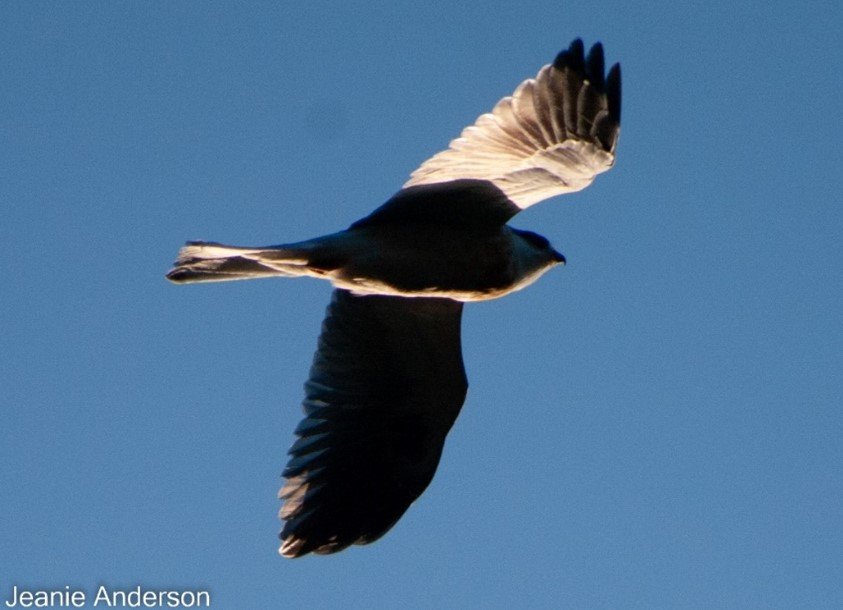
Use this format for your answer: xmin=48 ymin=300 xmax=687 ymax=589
xmin=279 ymin=289 xmax=467 ymax=557
xmin=404 ymin=39 xmax=621 ymax=210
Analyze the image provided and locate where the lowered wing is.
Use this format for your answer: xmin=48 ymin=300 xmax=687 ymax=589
xmin=279 ymin=289 xmax=467 ymax=557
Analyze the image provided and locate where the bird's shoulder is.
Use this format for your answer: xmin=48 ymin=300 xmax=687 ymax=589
xmin=350 ymin=179 xmax=520 ymax=230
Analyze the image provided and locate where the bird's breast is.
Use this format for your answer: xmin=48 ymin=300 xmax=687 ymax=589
xmin=327 ymin=225 xmax=525 ymax=301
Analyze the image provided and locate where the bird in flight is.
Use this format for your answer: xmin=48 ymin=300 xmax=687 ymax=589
xmin=167 ymin=39 xmax=621 ymax=558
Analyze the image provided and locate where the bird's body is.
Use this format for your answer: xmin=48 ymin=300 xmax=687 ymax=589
xmin=169 ymin=181 xmax=564 ymax=301
xmin=167 ymin=39 xmax=621 ymax=557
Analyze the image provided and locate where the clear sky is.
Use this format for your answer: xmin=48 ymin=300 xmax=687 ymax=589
xmin=2 ymin=1 xmax=841 ymax=608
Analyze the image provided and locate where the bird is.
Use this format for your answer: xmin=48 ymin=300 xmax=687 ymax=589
xmin=167 ymin=38 xmax=621 ymax=558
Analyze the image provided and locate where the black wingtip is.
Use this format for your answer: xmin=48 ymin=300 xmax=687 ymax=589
xmin=553 ymin=38 xmax=585 ymax=73
xmin=585 ymin=42 xmax=606 ymax=90
xmin=553 ymin=38 xmax=621 ymax=126
xmin=606 ymin=62 xmax=622 ymax=124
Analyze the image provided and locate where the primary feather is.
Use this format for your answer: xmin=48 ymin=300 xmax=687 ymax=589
xmin=405 ymin=39 xmax=621 ymax=208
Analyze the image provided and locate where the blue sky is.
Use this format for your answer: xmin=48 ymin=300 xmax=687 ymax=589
xmin=1 ymin=1 xmax=841 ymax=608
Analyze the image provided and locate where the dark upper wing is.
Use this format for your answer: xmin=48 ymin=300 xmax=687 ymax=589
xmin=403 ymin=39 xmax=621 ymax=211
xmin=279 ymin=289 xmax=467 ymax=557
xmin=350 ymin=179 xmax=520 ymax=229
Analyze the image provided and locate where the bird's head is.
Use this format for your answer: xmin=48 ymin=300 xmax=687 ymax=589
xmin=511 ymin=228 xmax=566 ymax=268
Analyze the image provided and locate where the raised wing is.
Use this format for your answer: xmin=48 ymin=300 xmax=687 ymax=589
xmin=279 ymin=289 xmax=467 ymax=557
xmin=404 ymin=39 xmax=621 ymax=210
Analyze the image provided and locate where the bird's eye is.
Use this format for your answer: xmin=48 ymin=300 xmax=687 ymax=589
xmin=519 ymin=230 xmax=551 ymax=249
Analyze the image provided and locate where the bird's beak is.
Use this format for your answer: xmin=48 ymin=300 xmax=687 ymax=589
xmin=552 ymin=250 xmax=566 ymax=265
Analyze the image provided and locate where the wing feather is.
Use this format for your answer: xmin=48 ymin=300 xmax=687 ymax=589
xmin=279 ymin=289 xmax=467 ymax=557
xmin=405 ymin=39 xmax=621 ymax=210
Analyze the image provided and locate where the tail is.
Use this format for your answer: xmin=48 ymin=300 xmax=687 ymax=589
xmin=166 ymin=241 xmax=311 ymax=284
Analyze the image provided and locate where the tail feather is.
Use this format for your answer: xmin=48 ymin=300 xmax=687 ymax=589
xmin=166 ymin=241 xmax=309 ymax=284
